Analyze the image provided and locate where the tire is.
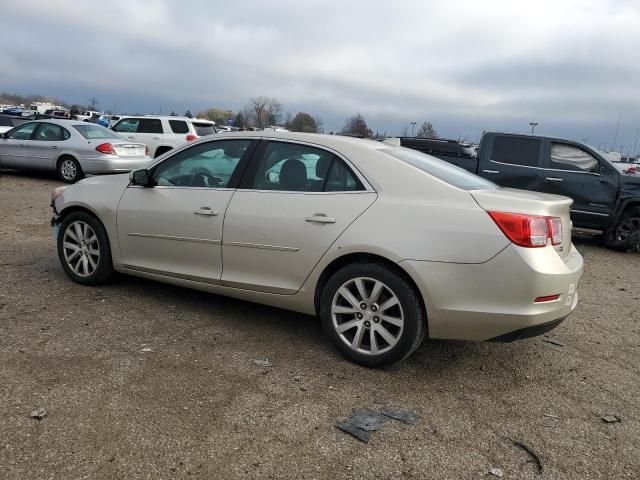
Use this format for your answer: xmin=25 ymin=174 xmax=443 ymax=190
xmin=603 ymin=207 xmax=640 ymax=252
xmin=319 ymin=262 xmax=426 ymax=367
xmin=57 ymin=211 xmax=114 ymax=285
xmin=57 ymin=156 xmax=84 ymax=183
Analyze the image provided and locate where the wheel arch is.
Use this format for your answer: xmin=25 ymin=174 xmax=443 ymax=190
xmin=57 ymin=204 xmax=114 ymax=252
xmin=313 ymin=252 xmax=429 ymax=335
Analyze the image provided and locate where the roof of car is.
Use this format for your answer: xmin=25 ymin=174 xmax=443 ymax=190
xmin=210 ymin=131 xmax=387 ymax=151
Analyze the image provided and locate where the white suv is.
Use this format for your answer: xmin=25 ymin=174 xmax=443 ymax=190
xmin=111 ymin=116 xmax=217 ymax=158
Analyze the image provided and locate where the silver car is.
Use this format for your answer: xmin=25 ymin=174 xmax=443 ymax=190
xmin=50 ymin=132 xmax=584 ymax=366
xmin=0 ymin=119 xmax=151 ymax=183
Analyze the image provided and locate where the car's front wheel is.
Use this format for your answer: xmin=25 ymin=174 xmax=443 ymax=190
xmin=57 ymin=211 xmax=114 ymax=285
xmin=604 ymin=207 xmax=640 ymax=252
xmin=319 ymin=262 xmax=426 ymax=367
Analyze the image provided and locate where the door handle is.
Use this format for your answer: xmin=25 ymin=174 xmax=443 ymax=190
xmin=545 ymin=177 xmax=563 ymax=182
xmin=482 ymin=169 xmax=500 ymax=174
xmin=152 ymin=137 xmax=160 ymax=140
xmin=127 ymin=136 xmax=135 ymax=140
xmin=305 ymin=214 xmax=336 ymax=224
xmin=193 ymin=207 xmax=219 ymax=216
xmin=51 ymin=146 xmax=58 ymax=149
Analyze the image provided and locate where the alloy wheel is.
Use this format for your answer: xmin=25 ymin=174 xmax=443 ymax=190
xmin=62 ymin=221 xmax=100 ymax=277
xmin=60 ymin=159 xmax=77 ymax=181
xmin=616 ymin=216 xmax=640 ymax=252
xmin=331 ymin=277 xmax=404 ymax=355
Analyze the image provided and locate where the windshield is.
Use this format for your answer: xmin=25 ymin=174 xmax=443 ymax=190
xmin=381 ymin=146 xmax=497 ymax=191
xmin=73 ymin=124 xmax=123 ymax=140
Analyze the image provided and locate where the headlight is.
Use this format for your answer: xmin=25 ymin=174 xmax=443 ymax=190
xmin=51 ymin=186 xmax=68 ymax=203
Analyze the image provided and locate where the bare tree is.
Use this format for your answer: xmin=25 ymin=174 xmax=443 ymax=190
xmin=401 ymin=126 xmax=409 ymax=137
xmin=88 ymin=97 xmax=99 ymax=109
xmin=416 ymin=121 xmax=438 ymax=139
xmin=246 ymin=96 xmax=283 ymax=129
xmin=342 ymin=113 xmax=373 ymax=138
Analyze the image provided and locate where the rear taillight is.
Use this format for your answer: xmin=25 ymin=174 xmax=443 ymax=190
xmin=626 ymin=166 xmax=636 ymax=175
xmin=186 ymin=134 xmax=197 ymax=141
xmin=488 ymin=211 xmax=563 ymax=248
xmin=534 ymin=294 xmax=560 ymax=303
xmin=95 ymin=143 xmax=115 ymax=154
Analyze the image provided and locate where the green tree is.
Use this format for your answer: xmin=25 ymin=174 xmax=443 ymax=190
xmin=184 ymin=110 xmax=193 ymax=118
xmin=288 ymin=112 xmax=317 ymax=133
xmin=232 ymin=111 xmax=245 ymax=129
xmin=197 ymin=108 xmax=233 ymax=125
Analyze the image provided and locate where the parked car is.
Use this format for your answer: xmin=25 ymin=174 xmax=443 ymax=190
xmin=0 ymin=114 xmax=26 ymax=134
xmin=96 ymin=114 xmax=120 ymax=128
xmin=399 ymin=137 xmax=477 ymax=163
xmin=0 ymin=119 xmax=151 ymax=183
xmin=111 ymin=116 xmax=217 ymax=158
xmin=400 ymin=133 xmax=640 ymax=252
xmin=50 ymin=131 xmax=583 ymax=366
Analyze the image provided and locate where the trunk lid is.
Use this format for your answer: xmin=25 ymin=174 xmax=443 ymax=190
xmin=470 ymin=187 xmax=573 ymax=260
xmin=112 ymin=143 xmax=146 ymax=157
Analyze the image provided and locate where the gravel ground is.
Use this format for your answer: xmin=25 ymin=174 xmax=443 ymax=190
xmin=1 ymin=172 xmax=639 ymax=480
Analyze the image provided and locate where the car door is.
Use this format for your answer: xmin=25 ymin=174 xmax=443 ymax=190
xmin=541 ymin=141 xmax=618 ymax=230
xmin=29 ymin=122 xmax=70 ymax=170
xmin=0 ymin=122 xmax=38 ymax=169
xmin=480 ymin=134 xmax=543 ymax=190
xmin=116 ymin=138 xmax=257 ymax=282
xmin=221 ymin=140 xmax=377 ymax=294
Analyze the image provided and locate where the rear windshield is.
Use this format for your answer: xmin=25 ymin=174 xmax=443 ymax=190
xmin=73 ymin=124 xmax=123 ymax=140
xmin=0 ymin=116 xmax=13 ymax=127
xmin=192 ymin=122 xmax=215 ymax=136
xmin=381 ymin=146 xmax=497 ymax=191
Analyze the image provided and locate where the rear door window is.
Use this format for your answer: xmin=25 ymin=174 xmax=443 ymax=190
xmin=35 ymin=123 xmax=64 ymax=141
xmin=139 ymin=119 xmax=163 ymax=134
xmin=169 ymin=120 xmax=189 ymax=134
xmin=490 ymin=136 xmax=541 ymax=167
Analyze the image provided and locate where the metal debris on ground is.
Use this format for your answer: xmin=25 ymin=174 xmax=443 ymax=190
xmin=253 ymin=358 xmax=272 ymax=367
xmin=335 ymin=409 xmax=386 ymax=443
xmin=543 ymin=338 xmax=565 ymax=347
xmin=30 ymin=408 xmax=47 ymax=420
xmin=141 ymin=348 xmax=152 ymax=352
xmin=488 ymin=467 xmax=504 ymax=477
xmin=601 ymin=415 xmax=621 ymax=423
xmin=380 ymin=406 xmax=420 ymax=425
xmin=507 ymin=438 xmax=543 ymax=475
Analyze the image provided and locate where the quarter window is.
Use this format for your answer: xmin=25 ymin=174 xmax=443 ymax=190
xmin=139 ymin=119 xmax=163 ymax=134
xmin=152 ymin=140 xmax=252 ymax=188
xmin=550 ymin=143 xmax=598 ymax=172
xmin=491 ymin=136 xmax=541 ymax=167
xmin=249 ymin=142 xmax=364 ymax=192
xmin=6 ymin=122 xmax=37 ymax=140
xmin=169 ymin=120 xmax=189 ymax=134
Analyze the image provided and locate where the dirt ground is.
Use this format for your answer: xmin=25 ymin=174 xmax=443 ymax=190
xmin=0 ymin=172 xmax=639 ymax=480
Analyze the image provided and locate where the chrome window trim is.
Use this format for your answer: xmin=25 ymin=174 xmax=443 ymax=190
xmin=232 ymin=189 xmax=375 ymax=196
xmin=489 ymin=159 xmax=600 ymax=176
xmin=224 ymin=241 xmax=299 ymax=252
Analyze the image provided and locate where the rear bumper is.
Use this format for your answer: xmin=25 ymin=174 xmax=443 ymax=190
xmin=400 ymin=243 xmax=583 ymax=341
xmin=79 ymin=157 xmax=152 ymax=174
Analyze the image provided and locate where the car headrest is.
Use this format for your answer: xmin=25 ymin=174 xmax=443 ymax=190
xmin=279 ymin=159 xmax=307 ymax=190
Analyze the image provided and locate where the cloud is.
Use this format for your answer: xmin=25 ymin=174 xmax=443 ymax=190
xmin=1 ymin=0 xmax=640 ymax=150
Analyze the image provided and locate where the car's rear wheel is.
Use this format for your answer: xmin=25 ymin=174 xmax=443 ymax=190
xmin=319 ymin=263 xmax=426 ymax=367
xmin=57 ymin=211 xmax=114 ymax=285
xmin=603 ymin=207 xmax=640 ymax=252
xmin=57 ymin=156 xmax=84 ymax=183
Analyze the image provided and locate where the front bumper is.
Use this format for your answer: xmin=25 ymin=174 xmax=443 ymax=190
xmin=400 ymin=242 xmax=584 ymax=342
xmin=79 ymin=156 xmax=152 ymax=174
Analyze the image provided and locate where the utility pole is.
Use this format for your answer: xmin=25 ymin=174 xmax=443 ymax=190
xmin=632 ymin=127 xmax=639 ymax=157
xmin=529 ymin=122 xmax=538 ymax=134
xmin=410 ymin=121 xmax=417 ymax=137
xmin=611 ymin=112 xmax=621 ymax=151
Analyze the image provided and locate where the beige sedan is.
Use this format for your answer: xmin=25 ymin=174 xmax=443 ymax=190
xmin=51 ymin=132 xmax=583 ymax=366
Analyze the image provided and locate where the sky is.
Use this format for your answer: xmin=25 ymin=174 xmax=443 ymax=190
xmin=2 ymin=0 xmax=640 ymax=152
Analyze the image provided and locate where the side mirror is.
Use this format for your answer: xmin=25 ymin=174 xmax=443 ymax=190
xmin=130 ymin=169 xmax=152 ymax=187
xmin=0 ymin=133 xmax=6 ymax=139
